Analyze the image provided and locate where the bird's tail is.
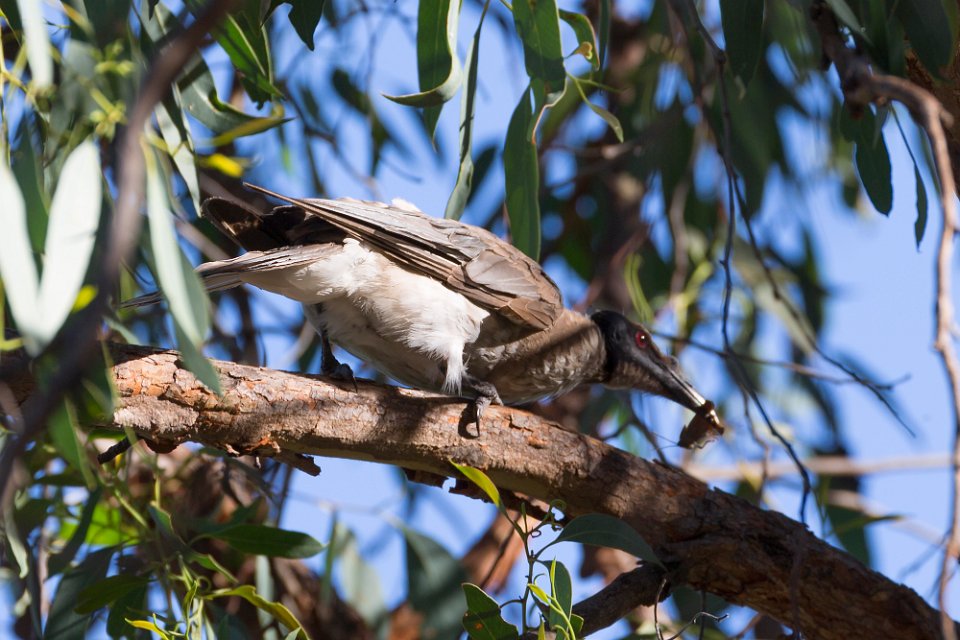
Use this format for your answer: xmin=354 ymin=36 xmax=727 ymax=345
xmin=119 ymin=245 xmax=334 ymax=309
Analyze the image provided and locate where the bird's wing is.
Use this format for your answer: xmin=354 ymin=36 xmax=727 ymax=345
xmin=244 ymin=183 xmax=564 ymax=332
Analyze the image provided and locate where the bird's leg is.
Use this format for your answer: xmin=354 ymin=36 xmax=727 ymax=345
xmin=320 ymin=331 xmax=357 ymax=390
xmin=461 ymin=373 xmax=503 ymax=425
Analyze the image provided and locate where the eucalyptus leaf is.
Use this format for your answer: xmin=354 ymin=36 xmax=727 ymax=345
xmin=720 ymin=0 xmax=763 ymax=84
xmin=512 ymin=0 xmax=565 ymax=91
xmin=461 ymin=583 xmax=519 ymax=639
xmin=896 ymin=0 xmax=956 ymax=73
xmin=206 ymin=524 xmax=325 ymax=559
xmin=286 ymin=0 xmax=325 ymax=50
xmin=209 ymin=586 xmax=307 ymax=640
xmin=503 ymin=88 xmax=541 ymax=260
xmin=549 ymin=514 xmax=662 ymax=567
xmin=383 ymin=0 xmax=462 ymax=139
xmin=445 ymin=3 xmax=487 ymax=220
xmin=451 ymin=461 xmax=504 ymax=511
xmin=16 ymin=0 xmax=52 ymax=88
xmin=0 ymin=158 xmax=40 ymax=353
xmin=37 ymin=141 xmax=102 ymax=347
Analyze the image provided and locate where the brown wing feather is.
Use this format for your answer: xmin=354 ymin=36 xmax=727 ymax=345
xmin=243 ymin=183 xmax=564 ymax=332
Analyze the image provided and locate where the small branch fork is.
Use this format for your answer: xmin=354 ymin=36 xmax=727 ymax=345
xmin=811 ymin=4 xmax=960 ymax=638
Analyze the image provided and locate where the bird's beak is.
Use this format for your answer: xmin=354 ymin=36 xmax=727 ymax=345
xmin=631 ymin=353 xmax=724 ymax=447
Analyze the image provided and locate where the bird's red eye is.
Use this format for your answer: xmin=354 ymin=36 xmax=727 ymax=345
xmin=634 ymin=331 xmax=649 ymax=349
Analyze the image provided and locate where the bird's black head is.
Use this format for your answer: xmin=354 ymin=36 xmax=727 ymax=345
xmin=591 ymin=310 xmax=715 ymax=417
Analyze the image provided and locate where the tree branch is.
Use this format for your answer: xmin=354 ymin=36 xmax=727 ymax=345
xmin=7 ymin=343 xmax=952 ymax=639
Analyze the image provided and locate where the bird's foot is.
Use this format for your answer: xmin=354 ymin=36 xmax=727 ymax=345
xmin=321 ymin=333 xmax=358 ymax=391
xmin=323 ymin=362 xmax=358 ymax=390
xmin=462 ymin=375 xmax=502 ymax=431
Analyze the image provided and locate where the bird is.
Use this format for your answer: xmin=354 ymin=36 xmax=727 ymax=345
xmin=124 ymin=183 xmax=722 ymax=445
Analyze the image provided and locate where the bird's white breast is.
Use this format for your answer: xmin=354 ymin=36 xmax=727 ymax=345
xmin=247 ymin=239 xmax=490 ymax=393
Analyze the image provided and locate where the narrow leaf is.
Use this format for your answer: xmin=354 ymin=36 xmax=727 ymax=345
xmin=210 ymin=586 xmax=308 ymax=639
xmin=503 ymin=88 xmax=541 ymax=260
xmin=512 ymin=0 xmax=566 ymax=91
xmin=445 ymin=3 xmax=488 ymax=219
xmin=896 ymin=0 xmax=956 ymax=73
xmin=76 ymin=574 xmax=152 ymax=614
xmin=383 ymin=0 xmax=462 ymax=138
xmin=49 ymin=400 xmax=97 ymax=489
xmin=719 ymin=0 xmax=763 ymax=84
xmin=156 ymin=92 xmax=201 ymax=214
xmin=854 ymin=131 xmax=893 ymax=215
xmin=558 ymin=10 xmax=599 ymax=69
xmin=451 ymin=461 xmax=503 ymax=510
xmin=546 ymin=560 xmax=572 ymax=632
xmin=207 ymin=524 xmax=325 ymax=559
xmin=287 ymin=0 xmax=325 ymax=50
xmin=16 ymin=0 xmax=52 ymax=88
xmin=550 ymin=514 xmax=662 ymax=567
xmin=37 ymin=141 xmax=102 ymax=346
xmin=0 ymin=157 xmax=40 ymax=352
xmin=914 ymin=165 xmax=928 ymax=248
xmin=824 ymin=0 xmax=868 ymax=41
xmin=47 ymin=487 xmax=104 ymax=576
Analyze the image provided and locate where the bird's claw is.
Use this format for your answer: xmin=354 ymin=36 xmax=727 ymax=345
xmin=323 ymin=361 xmax=358 ymax=391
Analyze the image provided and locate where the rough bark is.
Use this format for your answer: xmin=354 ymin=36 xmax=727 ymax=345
xmin=10 ymin=343 xmax=952 ymax=639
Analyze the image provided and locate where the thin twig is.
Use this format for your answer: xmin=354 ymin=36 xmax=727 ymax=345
xmin=668 ymin=0 xmax=813 ymax=522
xmin=810 ymin=4 xmax=960 ymax=636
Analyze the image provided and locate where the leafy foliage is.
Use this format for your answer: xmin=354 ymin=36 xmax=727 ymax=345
xmin=0 ymin=0 xmax=952 ymax=637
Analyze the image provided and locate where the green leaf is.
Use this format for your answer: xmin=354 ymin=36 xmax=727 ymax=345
xmin=75 ymin=574 xmax=152 ymax=615
xmin=174 ymin=320 xmax=223 ymax=394
xmin=142 ymin=3 xmax=285 ymax=136
xmin=49 ymin=399 xmax=97 ymax=490
xmin=125 ymin=618 xmax=171 ymax=639
xmin=185 ymin=1 xmax=279 ymax=105
xmin=11 ymin=117 xmax=48 ymax=253
xmin=46 ymin=547 xmax=115 ymax=640
xmin=546 ymin=560 xmax=572 ymax=633
xmin=719 ymin=0 xmax=763 ymax=84
xmin=445 ymin=3 xmax=488 ymax=220
xmin=404 ymin=528 xmax=468 ymax=638
xmin=47 ymin=487 xmax=103 ymax=576
xmin=156 ymin=91 xmax=201 ymax=215
xmin=145 ymin=149 xmax=220 ymax=393
xmin=512 ymin=0 xmax=566 ymax=91
xmin=37 ymin=141 xmax=102 ymax=347
xmin=914 ymin=165 xmax=928 ymax=248
xmin=287 ymin=0 xmax=325 ymax=50
xmin=503 ymin=88 xmax=541 ymax=260
xmin=598 ymin=0 xmax=610 ymax=68
xmin=571 ymin=76 xmax=622 ymax=142
xmin=16 ymin=0 xmax=52 ymax=88
xmin=451 ymin=461 xmax=504 ymax=511
xmin=0 ymin=154 xmax=40 ymax=353
xmin=383 ymin=0 xmax=462 ymax=139
xmin=896 ymin=0 xmax=957 ymax=73
xmin=106 ymin=583 xmax=147 ymax=638
xmin=206 ymin=524 xmax=325 ymax=559
xmin=558 ymin=10 xmax=599 ymax=69
xmin=854 ymin=130 xmax=892 ymax=215
xmin=549 ymin=514 xmax=662 ymax=567
xmin=461 ymin=583 xmax=519 ymax=639
xmin=209 ymin=586 xmax=307 ymax=639
xmin=332 ymin=523 xmax=386 ymax=628
xmin=824 ymin=0 xmax=868 ymax=41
